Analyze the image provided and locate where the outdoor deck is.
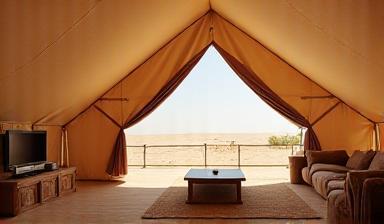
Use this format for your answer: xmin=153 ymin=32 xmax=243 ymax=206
xmin=1 ymin=167 xmax=327 ymax=224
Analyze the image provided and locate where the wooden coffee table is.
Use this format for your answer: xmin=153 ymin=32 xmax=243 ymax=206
xmin=184 ymin=169 xmax=246 ymax=204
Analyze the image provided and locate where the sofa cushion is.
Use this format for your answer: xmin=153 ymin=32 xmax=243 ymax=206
xmin=327 ymin=189 xmax=352 ymax=224
xmin=306 ymin=150 xmax=349 ymax=168
xmin=312 ymin=171 xmax=346 ymax=199
xmin=346 ymin=150 xmax=376 ymax=170
xmin=302 ymin=166 xmax=311 ymax=185
xmin=327 ymin=179 xmax=345 ymax=196
xmin=369 ymin=151 xmax=384 ymax=170
xmin=309 ymin=163 xmax=350 ymax=178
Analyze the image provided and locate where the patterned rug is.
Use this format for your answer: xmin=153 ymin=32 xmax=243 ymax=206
xmin=142 ymin=183 xmax=321 ymax=219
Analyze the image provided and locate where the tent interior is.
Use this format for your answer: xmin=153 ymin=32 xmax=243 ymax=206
xmin=0 ymin=0 xmax=384 ymax=223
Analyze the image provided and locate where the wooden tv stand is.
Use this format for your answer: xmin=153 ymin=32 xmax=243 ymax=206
xmin=0 ymin=167 xmax=76 ymax=216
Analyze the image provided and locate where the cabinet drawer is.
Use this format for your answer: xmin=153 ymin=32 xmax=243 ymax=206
xmin=42 ymin=177 xmax=58 ymax=202
xmin=18 ymin=184 xmax=40 ymax=211
xmin=61 ymin=173 xmax=75 ymax=193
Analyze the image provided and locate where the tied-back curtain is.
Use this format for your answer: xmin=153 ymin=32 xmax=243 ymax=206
xmin=106 ymin=46 xmax=209 ymax=176
xmin=106 ymin=129 xmax=127 ymax=176
xmin=304 ymin=128 xmax=321 ymax=150
xmin=213 ymin=43 xmax=321 ymax=151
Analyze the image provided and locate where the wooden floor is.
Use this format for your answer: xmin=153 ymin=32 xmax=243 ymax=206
xmin=1 ymin=167 xmax=327 ymax=224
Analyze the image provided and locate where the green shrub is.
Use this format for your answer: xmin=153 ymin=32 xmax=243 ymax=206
xmin=268 ymin=133 xmax=300 ymax=146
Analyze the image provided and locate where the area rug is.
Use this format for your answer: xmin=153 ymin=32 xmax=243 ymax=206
xmin=142 ymin=183 xmax=321 ymax=219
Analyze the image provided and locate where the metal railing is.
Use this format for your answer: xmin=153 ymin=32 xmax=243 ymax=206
xmin=127 ymin=144 xmax=304 ymax=168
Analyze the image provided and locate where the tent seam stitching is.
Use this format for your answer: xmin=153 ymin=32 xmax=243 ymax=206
xmin=2 ymin=0 xmax=102 ymax=78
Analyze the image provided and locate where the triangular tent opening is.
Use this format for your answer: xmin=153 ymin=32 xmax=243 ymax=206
xmin=64 ymin=12 xmax=376 ymax=179
xmin=127 ymin=46 xmax=299 ymax=135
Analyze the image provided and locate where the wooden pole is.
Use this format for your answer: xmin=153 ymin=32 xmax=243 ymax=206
xmin=238 ymin=145 xmax=241 ymax=168
xmin=143 ymin=144 xmax=147 ymax=168
xmin=204 ymin=143 xmax=207 ymax=168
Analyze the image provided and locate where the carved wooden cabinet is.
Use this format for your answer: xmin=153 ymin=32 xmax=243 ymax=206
xmin=0 ymin=167 xmax=76 ymax=216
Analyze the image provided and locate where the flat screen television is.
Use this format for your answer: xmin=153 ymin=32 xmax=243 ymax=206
xmin=3 ymin=130 xmax=47 ymax=171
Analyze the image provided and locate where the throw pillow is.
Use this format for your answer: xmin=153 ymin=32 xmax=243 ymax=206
xmin=305 ymin=150 xmax=349 ymax=168
xmin=346 ymin=150 xmax=376 ymax=170
xmin=369 ymin=151 xmax=384 ymax=170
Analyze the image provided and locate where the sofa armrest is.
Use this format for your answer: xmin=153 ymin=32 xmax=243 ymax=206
xmin=361 ymin=178 xmax=384 ymax=224
xmin=345 ymin=170 xmax=384 ymax=224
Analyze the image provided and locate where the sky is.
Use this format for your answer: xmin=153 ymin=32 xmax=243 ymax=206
xmin=126 ymin=47 xmax=299 ymax=135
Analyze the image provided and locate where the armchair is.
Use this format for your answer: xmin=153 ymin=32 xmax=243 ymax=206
xmin=328 ymin=170 xmax=384 ymax=224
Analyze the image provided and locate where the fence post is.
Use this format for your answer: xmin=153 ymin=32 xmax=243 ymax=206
xmin=143 ymin=144 xmax=147 ymax=168
xmin=238 ymin=145 xmax=241 ymax=168
xmin=204 ymin=143 xmax=207 ymax=168
xmin=291 ymin=145 xmax=294 ymax=155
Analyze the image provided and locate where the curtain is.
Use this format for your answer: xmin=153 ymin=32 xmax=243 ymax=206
xmin=106 ymin=46 xmax=209 ymax=176
xmin=106 ymin=129 xmax=127 ymax=176
xmin=213 ymin=43 xmax=321 ymax=151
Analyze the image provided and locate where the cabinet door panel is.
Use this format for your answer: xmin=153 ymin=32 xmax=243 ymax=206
xmin=61 ymin=174 xmax=74 ymax=192
xmin=18 ymin=184 xmax=39 ymax=211
xmin=42 ymin=177 xmax=58 ymax=201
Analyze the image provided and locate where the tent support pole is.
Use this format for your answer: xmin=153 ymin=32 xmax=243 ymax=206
xmin=374 ymin=123 xmax=380 ymax=150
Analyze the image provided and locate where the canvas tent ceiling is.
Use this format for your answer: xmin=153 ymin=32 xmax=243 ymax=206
xmin=0 ymin=0 xmax=383 ymax=125
xmin=0 ymin=1 xmax=383 ymax=179
xmin=0 ymin=0 xmax=209 ymax=124
xmin=67 ymin=10 xmax=376 ymax=179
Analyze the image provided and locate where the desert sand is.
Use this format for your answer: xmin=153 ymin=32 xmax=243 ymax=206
xmin=126 ymin=133 xmax=303 ymax=167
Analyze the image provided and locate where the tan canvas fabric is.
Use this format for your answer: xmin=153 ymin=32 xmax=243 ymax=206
xmin=95 ymin=14 xmax=212 ymax=130
xmin=214 ymin=43 xmax=321 ymax=150
xmin=0 ymin=0 xmax=209 ymax=124
xmin=1 ymin=1 xmax=383 ymax=180
xmin=211 ymin=0 xmax=384 ymax=121
xmin=67 ymin=106 xmax=120 ymax=180
xmin=1 ymin=1 xmax=383 ymax=125
xmin=66 ymin=14 xmax=212 ymax=179
xmin=212 ymin=13 xmax=374 ymax=152
xmin=212 ymin=12 xmax=335 ymax=125
xmin=66 ymin=11 xmax=377 ymax=179
xmin=313 ymin=104 xmax=374 ymax=153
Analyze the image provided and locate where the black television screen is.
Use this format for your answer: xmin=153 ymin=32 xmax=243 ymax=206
xmin=4 ymin=130 xmax=46 ymax=170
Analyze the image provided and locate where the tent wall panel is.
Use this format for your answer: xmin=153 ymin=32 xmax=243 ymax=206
xmin=212 ymin=13 xmax=373 ymax=152
xmin=313 ymin=104 xmax=374 ymax=154
xmin=212 ymin=13 xmax=336 ymax=125
xmin=67 ymin=11 xmax=376 ymax=179
xmin=94 ymin=13 xmax=212 ymax=127
xmin=67 ymin=14 xmax=211 ymax=179
xmin=1 ymin=7 xmax=377 ymax=179
xmin=0 ymin=0 xmax=209 ymax=125
xmin=67 ymin=107 xmax=120 ymax=180
xmin=94 ymin=82 xmax=125 ymax=126
xmin=211 ymin=0 xmax=384 ymax=121
xmin=121 ymin=16 xmax=211 ymax=125
xmin=0 ymin=0 xmax=96 ymax=76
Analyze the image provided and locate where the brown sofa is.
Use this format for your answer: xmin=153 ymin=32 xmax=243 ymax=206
xmin=300 ymin=150 xmax=384 ymax=224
